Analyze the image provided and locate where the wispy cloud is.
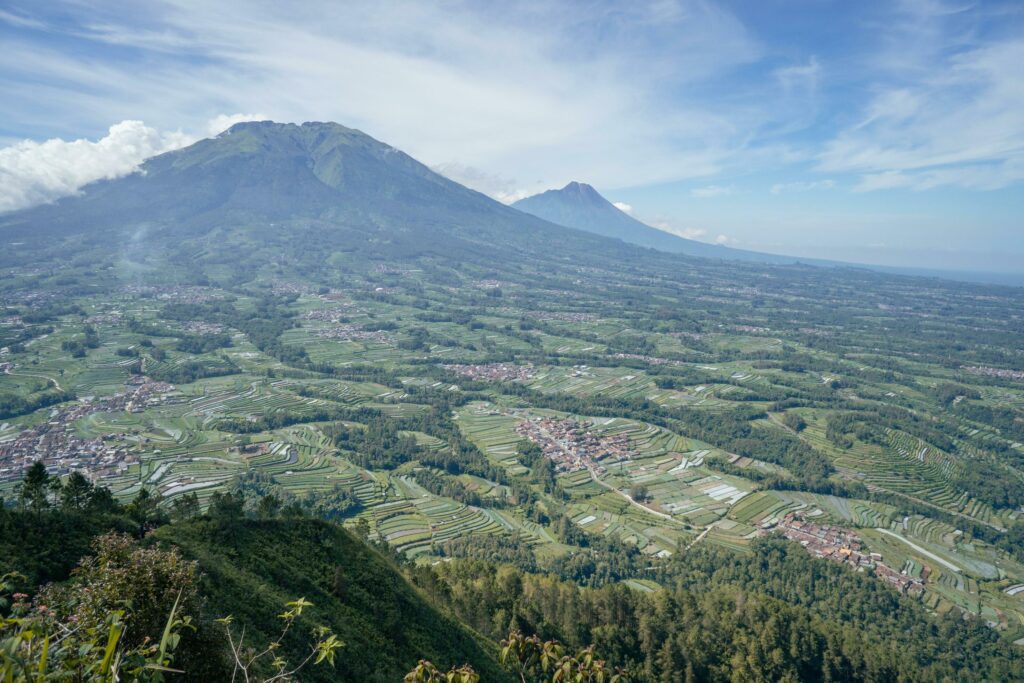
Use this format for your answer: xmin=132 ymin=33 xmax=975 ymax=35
xmin=207 ymin=113 xmax=266 ymax=137
xmin=432 ymin=162 xmax=533 ymax=204
xmin=770 ymin=179 xmax=835 ymax=194
xmin=0 ymin=0 xmax=767 ymax=193
xmin=819 ymin=2 xmax=1024 ymax=191
xmin=647 ymin=219 xmax=708 ymax=241
xmin=612 ymin=201 xmax=633 ymax=214
xmin=690 ymin=184 xmax=734 ymax=198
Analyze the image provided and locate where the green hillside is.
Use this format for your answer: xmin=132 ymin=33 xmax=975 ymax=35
xmin=151 ymin=518 xmax=511 ymax=682
xmin=3 ymin=501 xmax=1022 ymax=681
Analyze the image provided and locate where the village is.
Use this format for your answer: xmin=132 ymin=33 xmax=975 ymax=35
xmin=444 ymin=362 xmax=536 ymax=382
xmin=608 ymin=352 xmax=683 ymax=366
xmin=0 ymin=377 xmax=176 ymax=485
xmin=765 ymin=513 xmax=925 ymax=595
xmin=515 ymin=416 xmax=633 ymax=474
xmin=303 ymin=307 xmax=396 ymax=343
xmin=963 ymin=365 xmax=1024 ymax=381
xmin=312 ymin=323 xmax=395 ymax=344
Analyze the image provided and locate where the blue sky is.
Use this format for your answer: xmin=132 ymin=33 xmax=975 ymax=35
xmin=1 ymin=0 xmax=1023 ymax=273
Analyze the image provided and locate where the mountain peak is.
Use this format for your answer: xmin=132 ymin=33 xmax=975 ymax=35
xmin=559 ymin=181 xmax=605 ymax=203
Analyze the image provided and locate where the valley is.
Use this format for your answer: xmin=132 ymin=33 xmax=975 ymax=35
xmin=1 ymin=122 xmax=1023 ymax=679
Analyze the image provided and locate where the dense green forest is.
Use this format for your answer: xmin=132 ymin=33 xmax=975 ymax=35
xmin=3 ymin=474 xmax=1022 ymax=681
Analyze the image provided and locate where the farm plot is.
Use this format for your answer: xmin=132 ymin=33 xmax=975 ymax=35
xmin=454 ymin=404 xmax=529 ymax=474
xmin=749 ymin=491 xmax=898 ymax=528
xmin=602 ymin=454 xmax=753 ymax=527
xmin=367 ymin=478 xmax=512 ymax=557
xmin=568 ymin=493 xmax=689 ymax=557
xmin=856 ymin=527 xmax=1019 ymax=627
xmin=528 ymin=366 xmax=654 ymax=402
xmin=799 ymin=420 xmax=1009 ymax=527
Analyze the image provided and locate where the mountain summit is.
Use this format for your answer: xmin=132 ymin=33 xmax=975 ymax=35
xmin=0 ymin=121 xmax=626 ymax=272
xmin=513 ymin=182 xmax=797 ymax=263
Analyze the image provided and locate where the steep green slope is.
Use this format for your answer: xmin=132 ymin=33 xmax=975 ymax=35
xmin=151 ymin=518 xmax=512 ymax=682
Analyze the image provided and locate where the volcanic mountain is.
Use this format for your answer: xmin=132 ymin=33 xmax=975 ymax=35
xmin=0 ymin=121 xmax=644 ymax=274
xmin=513 ymin=181 xmax=804 ymax=264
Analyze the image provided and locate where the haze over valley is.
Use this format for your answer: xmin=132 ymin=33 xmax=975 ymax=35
xmin=2 ymin=3 xmax=1024 ymax=682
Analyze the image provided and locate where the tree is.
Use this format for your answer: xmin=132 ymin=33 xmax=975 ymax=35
xmin=256 ymin=493 xmax=282 ymax=519
xmin=126 ymin=487 xmax=168 ymax=536
xmin=1 ymin=535 xmax=203 ymax=680
xmin=209 ymin=491 xmax=246 ymax=521
xmin=500 ymin=630 xmax=630 ymax=683
xmin=16 ymin=461 xmax=58 ymax=514
xmin=404 ymin=660 xmax=479 ymax=682
xmin=217 ymin=597 xmax=343 ymax=682
xmin=1 ymin=570 xmax=192 ymax=682
xmin=629 ymin=484 xmax=649 ymax=503
xmin=171 ymin=492 xmax=201 ymax=521
xmin=60 ymin=471 xmax=94 ymax=510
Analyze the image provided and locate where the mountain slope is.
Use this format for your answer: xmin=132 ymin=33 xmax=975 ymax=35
xmin=0 ymin=122 xmax=634 ymax=273
xmin=154 ymin=518 xmax=512 ymax=682
xmin=513 ymin=181 xmax=806 ymax=263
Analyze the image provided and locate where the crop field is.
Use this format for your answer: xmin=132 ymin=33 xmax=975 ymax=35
xmin=4 ymin=246 xmax=1024 ymax=642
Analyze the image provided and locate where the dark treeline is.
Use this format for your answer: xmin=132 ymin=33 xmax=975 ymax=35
xmin=419 ymin=539 xmax=1023 ymax=682
xmin=0 ymin=388 xmax=75 ymax=420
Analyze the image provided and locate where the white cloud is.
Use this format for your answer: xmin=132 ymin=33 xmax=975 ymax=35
xmin=714 ymin=234 xmax=737 ymax=245
xmin=431 ymin=162 xmax=531 ymax=204
xmin=819 ymin=34 xmax=1024 ymax=191
xmin=0 ymin=0 xmax=769 ymax=194
xmin=690 ymin=185 xmax=733 ymax=198
xmin=612 ymin=201 xmax=633 ymax=214
xmin=207 ymin=113 xmax=268 ymax=137
xmin=774 ymin=56 xmax=820 ymax=92
xmin=648 ymin=219 xmax=707 ymax=241
xmin=0 ymin=114 xmax=261 ymax=212
xmin=770 ymin=179 xmax=835 ymax=194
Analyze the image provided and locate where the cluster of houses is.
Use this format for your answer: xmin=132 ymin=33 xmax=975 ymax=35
xmin=515 ymin=417 xmax=632 ymax=474
xmin=177 ymin=320 xmax=226 ymax=335
xmin=312 ymin=323 xmax=395 ymax=344
xmin=767 ymin=513 xmax=925 ymax=595
xmin=443 ymin=363 xmax=535 ymax=382
xmin=268 ymin=281 xmax=313 ymax=296
xmin=608 ymin=352 xmax=682 ymax=367
xmin=0 ymin=378 xmax=175 ymax=485
xmin=962 ymin=365 xmax=1024 ymax=381
xmin=119 ymin=284 xmax=226 ymax=303
xmin=528 ymin=311 xmax=597 ymax=322
xmin=473 ymin=279 xmax=506 ymax=289
xmin=84 ymin=312 xmax=123 ymax=326
xmin=303 ymin=306 xmax=358 ymax=325
xmin=303 ymin=306 xmax=394 ymax=343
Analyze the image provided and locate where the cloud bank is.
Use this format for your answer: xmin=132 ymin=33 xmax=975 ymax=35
xmin=0 ymin=114 xmax=264 ymax=213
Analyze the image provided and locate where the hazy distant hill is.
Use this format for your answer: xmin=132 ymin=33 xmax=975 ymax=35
xmin=513 ymin=181 xmax=817 ymax=264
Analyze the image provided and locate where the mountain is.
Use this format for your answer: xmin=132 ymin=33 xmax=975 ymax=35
xmin=0 ymin=122 xmax=630 ymax=274
xmin=513 ymin=182 xmax=811 ymax=264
